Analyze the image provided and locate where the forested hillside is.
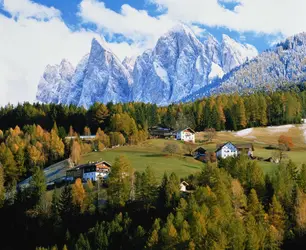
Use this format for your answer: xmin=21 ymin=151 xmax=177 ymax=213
xmin=1 ymin=89 xmax=306 ymax=249
xmin=2 ymin=87 xmax=306 ymax=134
xmin=1 ymin=156 xmax=306 ymax=249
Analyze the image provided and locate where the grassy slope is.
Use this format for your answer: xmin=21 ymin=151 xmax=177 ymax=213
xmin=81 ymin=140 xmax=204 ymax=180
xmin=78 ymin=125 xmax=306 ymax=180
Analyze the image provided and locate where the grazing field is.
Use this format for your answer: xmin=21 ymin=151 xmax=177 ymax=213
xmin=25 ymin=124 xmax=305 ymax=185
xmin=80 ymin=139 xmax=204 ymax=180
xmin=197 ymin=124 xmax=306 ymax=170
xmin=80 ymin=125 xmax=306 ymax=179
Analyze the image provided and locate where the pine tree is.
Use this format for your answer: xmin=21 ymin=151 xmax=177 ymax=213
xmin=298 ymin=164 xmax=306 ymax=192
xmin=53 ymin=122 xmax=59 ymax=135
xmin=295 ymin=188 xmax=306 ymax=233
xmin=0 ymin=164 xmax=5 ymax=207
xmin=107 ymin=156 xmax=134 ymax=207
xmin=15 ymin=147 xmax=25 ymax=176
xmin=59 ymin=185 xmax=76 ymax=224
xmin=51 ymin=188 xmax=61 ymax=227
xmin=94 ymin=104 xmax=109 ymax=125
xmin=236 ymin=99 xmax=247 ymax=129
xmin=268 ymin=195 xmax=285 ymax=243
xmin=227 ymin=218 xmax=246 ymax=250
xmin=248 ymin=189 xmax=265 ymax=223
xmin=160 ymin=214 xmax=178 ymax=248
xmin=94 ymin=223 xmax=109 ymax=250
xmin=246 ymin=161 xmax=265 ymax=197
xmin=29 ymin=166 xmax=46 ymax=206
xmin=245 ymin=214 xmax=261 ymax=250
xmin=136 ymin=166 xmax=158 ymax=212
xmin=75 ymin=233 xmax=91 ymax=250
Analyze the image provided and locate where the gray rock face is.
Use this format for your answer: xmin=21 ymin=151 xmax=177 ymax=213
xmin=77 ymin=39 xmax=132 ymax=108
xmin=182 ymin=33 xmax=306 ymax=102
xmin=36 ymin=24 xmax=259 ymax=106
xmin=36 ymin=59 xmax=74 ymax=104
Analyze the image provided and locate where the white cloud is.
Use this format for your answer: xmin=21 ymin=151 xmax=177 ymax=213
xmin=78 ymin=0 xmax=175 ymax=49
xmin=1 ymin=0 xmax=60 ymax=19
xmin=0 ymin=0 xmax=138 ymax=106
xmin=2 ymin=0 xmax=306 ymax=106
xmin=150 ymin=0 xmax=306 ymax=37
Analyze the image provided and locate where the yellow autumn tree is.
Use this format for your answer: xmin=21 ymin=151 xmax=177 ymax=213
xmin=83 ymin=126 xmax=91 ymax=136
xmin=95 ymin=128 xmax=110 ymax=147
xmin=72 ymin=178 xmax=86 ymax=211
xmin=295 ymin=188 xmax=306 ymax=232
xmin=27 ymin=145 xmax=45 ymax=167
xmin=50 ymin=129 xmax=65 ymax=161
xmin=70 ymin=140 xmax=81 ymax=164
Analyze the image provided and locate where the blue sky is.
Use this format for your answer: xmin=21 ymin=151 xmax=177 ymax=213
xmin=0 ymin=0 xmax=306 ymax=105
xmin=19 ymin=0 xmax=277 ymax=52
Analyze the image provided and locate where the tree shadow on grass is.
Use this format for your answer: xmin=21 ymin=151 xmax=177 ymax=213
xmin=184 ymin=164 xmax=201 ymax=170
xmin=141 ymin=154 xmax=167 ymax=158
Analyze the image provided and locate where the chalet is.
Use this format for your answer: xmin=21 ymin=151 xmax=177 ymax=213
xmin=180 ymin=181 xmax=189 ymax=192
xmin=176 ymin=127 xmax=195 ymax=143
xmin=148 ymin=126 xmax=174 ymax=138
xmin=216 ymin=142 xmax=254 ymax=159
xmin=66 ymin=161 xmax=111 ymax=181
xmin=216 ymin=142 xmax=238 ymax=159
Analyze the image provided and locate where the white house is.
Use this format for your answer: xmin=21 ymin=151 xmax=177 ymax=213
xmin=216 ymin=142 xmax=238 ymax=159
xmin=180 ymin=181 xmax=189 ymax=192
xmin=176 ymin=128 xmax=195 ymax=143
xmin=66 ymin=161 xmax=112 ymax=181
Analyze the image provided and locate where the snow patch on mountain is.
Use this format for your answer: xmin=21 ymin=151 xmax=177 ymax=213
xmin=36 ymin=59 xmax=74 ymax=104
xmin=153 ymin=61 xmax=169 ymax=84
xmin=221 ymin=34 xmax=258 ymax=72
xmin=209 ymin=62 xmax=224 ymax=80
xmin=36 ymin=24 xmax=260 ymax=107
xmin=122 ymin=56 xmax=137 ymax=74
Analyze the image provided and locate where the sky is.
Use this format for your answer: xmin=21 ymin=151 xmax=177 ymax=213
xmin=1 ymin=0 xmax=306 ymax=106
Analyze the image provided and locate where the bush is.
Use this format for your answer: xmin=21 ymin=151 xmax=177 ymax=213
xmin=163 ymin=142 xmax=180 ymax=155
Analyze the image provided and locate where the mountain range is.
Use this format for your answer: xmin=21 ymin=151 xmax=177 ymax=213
xmin=37 ymin=24 xmax=306 ymax=107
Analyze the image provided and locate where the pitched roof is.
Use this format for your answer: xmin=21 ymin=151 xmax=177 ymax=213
xmin=180 ymin=181 xmax=189 ymax=186
xmin=67 ymin=161 xmax=111 ymax=172
xmin=215 ymin=142 xmax=254 ymax=152
xmin=194 ymin=147 xmax=207 ymax=153
xmin=215 ymin=142 xmax=237 ymax=152
xmin=178 ymin=127 xmax=195 ymax=134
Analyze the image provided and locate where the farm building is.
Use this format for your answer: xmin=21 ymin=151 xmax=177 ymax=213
xmin=193 ymin=147 xmax=207 ymax=158
xmin=180 ymin=181 xmax=189 ymax=192
xmin=148 ymin=126 xmax=175 ymax=138
xmin=176 ymin=127 xmax=195 ymax=143
xmin=66 ymin=161 xmax=111 ymax=181
xmin=65 ymin=135 xmax=96 ymax=141
xmin=235 ymin=143 xmax=254 ymax=157
xmin=216 ymin=142 xmax=254 ymax=159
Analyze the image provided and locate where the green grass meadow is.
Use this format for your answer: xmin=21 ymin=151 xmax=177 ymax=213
xmin=80 ymin=125 xmax=306 ymax=180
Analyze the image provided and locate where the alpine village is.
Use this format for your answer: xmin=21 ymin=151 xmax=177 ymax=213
xmin=2 ymin=2 xmax=306 ymax=250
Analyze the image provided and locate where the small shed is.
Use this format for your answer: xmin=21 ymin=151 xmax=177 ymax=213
xmin=193 ymin=147 xmax=207 ymax=158
xmin=180 ymin=181 xmax=189 ymax=192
